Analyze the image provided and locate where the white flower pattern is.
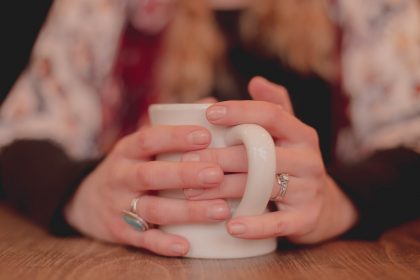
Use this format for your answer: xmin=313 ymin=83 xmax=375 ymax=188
xmin=337 ymin=0 xmax=420 ymax=162
xmin=0 ymin=0 xmax=127 ymax=159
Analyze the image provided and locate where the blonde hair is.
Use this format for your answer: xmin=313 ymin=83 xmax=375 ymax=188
xmin=156 ymin=0 xmax=336 ymax=102
xmin=241 ymin=0 xmax=336 ymax=80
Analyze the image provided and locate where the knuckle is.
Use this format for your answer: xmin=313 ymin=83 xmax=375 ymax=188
xmin=153 ymin=239 xmax=169 ymax=254
xmin=301 ymin=206 xmax=322 ymax=235
xmin=314 ymin=181 xmax=326 ymax=197
xmin=142 ymin=198 xmax=166 ymax=224
xmin=304 ymin=209 xmax=319 ymax=230
xmin=303 ymin=180 xmax=324 ymax=202
xmin=171 ymin=126 xmax=188 ymax=145
xmin=135 ymin=129 xmax=154 ymax=154
xmin=265 ymin=105 xmax=284 ymax=128
xmin=306 ymin=156 xmax=325 ymax=178
xmin=178 ymin=164 xmax=195 ymax=187
xmin=199 ymin=149 xmax=215 ymax=163
xmin=198 ymin=149 xmax=220 ymax=165
xmin=136 ymin=162 xmax=154 ymax=187
xmin=185 ymin=202 xmax=203 ymax=221
xmin=138 ymin=232 xmax=153 ymax=250
xmin=313 ymin=163 xmax=326 ymax=178
xmin=113 ymin=137 xmax=129 ymax=155
xmin=305 ymin=214 xmax=319 ymax=232
xmin=272 ymin=219 xmax=287 ymax=236
xmin=111 ymin=163 xmax=127 ymax=186
xmin=304 ymin=126 xmax=320 ymax=146
xmin=145 ymin=234 xmax=177 ymax=255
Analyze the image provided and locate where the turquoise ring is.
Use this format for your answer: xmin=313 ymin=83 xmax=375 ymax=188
xmin=122 ymin=197 xmax=150 ymax=232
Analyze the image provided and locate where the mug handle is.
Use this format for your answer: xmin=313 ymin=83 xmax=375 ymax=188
xmin=224 ymin=124 xmax=276 ymax=217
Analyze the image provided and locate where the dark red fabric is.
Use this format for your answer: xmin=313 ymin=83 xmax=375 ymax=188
xmin=111 ymin=24 xmax=163 ymax=138
xmin=331 ymin=25 xmax=351 ymax=164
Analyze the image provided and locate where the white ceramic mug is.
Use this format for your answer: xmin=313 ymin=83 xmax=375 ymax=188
xmin=148 ymin=103 xmax=277 ymax=259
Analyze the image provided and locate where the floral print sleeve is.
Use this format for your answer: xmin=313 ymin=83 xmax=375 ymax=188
xmin=336 ymin=0 xmax=420 ymax=162
xmin=0 ymin=0 xmax=127 ymax=159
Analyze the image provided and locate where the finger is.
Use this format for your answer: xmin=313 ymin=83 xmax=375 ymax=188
xmin=108 ymin=214 xmax=190 ymax=256
xmin=206 ymin=100 xmax=317 ymax=145
xmin=136 ymin=195 xmax=230 ymax=225
xmin=183 ymin=173 xmax=248 ymax=200
xmin=183 ymin=173 xmax=307 ymax=203
xmin=115 ymin=125 xmax=211 ymax=159
xmin=120 ymin=227 xmax=190 ymax=256
xmin=248 ymin=76 xmax=294 ymax=114
xmin=181 ymin=145 xmax=323 ymax=177
xmin=119 ymin=161 xmax=223 ymax=191
xmin=226 ymin=211 xmax=301 ymax=239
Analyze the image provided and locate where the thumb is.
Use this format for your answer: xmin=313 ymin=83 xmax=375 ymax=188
xmin=248 ymin=76 xmax=294 ymax=114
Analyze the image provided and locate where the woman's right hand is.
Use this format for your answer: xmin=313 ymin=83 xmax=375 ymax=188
xmin=63 ymin=125 xmax=229 ymax=256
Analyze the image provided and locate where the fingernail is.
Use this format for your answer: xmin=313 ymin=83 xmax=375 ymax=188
xmin=188 ymin=130 xmax=210 ymax=145
xmin=182 ymin=153 xmax=200 ymax=162
xmin=207 ymin=204 xmax=229 ymax=220
xmin=171 ymin=243 xmax=188 ymax=255
xmin=229 ymin=223 xmax=246 ymax=235
xmin=207 ymin=106 xmax=226 ymax=121
xmin=199 ymin=167 xmax=222 ymax=184
xmin=184 ymin=188 xmax=205 ymax=198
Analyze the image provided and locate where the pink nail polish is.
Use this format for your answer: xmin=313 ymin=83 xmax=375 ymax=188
xmin=229 ymin=223 xmax=246 ymax=235
xmin=207 ymin=204 xmax=229 ymax=220
xmin=207 ymin=106 xmax=226 ymax=121
xmin=188 ymin=130 xmax=210 ymax=145
xmin=199 ymin=167 xmax=222 ymax=184
xmin=171 ymin=243 xmax=187 ymax=255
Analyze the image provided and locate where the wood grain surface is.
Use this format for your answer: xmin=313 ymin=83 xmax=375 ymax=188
xmin=0 ymin=205 xmax=419 ymax=280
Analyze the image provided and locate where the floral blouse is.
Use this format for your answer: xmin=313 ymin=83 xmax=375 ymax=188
xmin=336 ymin=0 xmax=420 ymax=162
xmin=0 ymin=0 xmax=419 ymax=163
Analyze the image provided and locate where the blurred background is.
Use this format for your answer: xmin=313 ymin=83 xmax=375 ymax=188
xmin=0 ymin=1 xmax=52 ymax=104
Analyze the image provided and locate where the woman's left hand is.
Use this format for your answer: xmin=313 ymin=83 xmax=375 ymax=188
xmin=182 ymin=76 xmax=359 ymax=244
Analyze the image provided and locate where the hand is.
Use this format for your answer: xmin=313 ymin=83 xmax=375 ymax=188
xmin=64 ymin=124 xmax=230 ymax=256
xmin=182 ymin=76 xmax=359 ymax=244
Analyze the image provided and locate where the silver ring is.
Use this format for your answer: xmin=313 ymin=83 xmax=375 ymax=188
xmin=122 ymin=196 xmax=150 ymax=232
xmin=130 ymin=197 xmax=139 ymax=213
xmin=271 ymin=173 xmax=289 ymax=202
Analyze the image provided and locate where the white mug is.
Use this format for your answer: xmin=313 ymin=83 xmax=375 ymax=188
xmin=148 ymin=103 xmax=277 ymax=259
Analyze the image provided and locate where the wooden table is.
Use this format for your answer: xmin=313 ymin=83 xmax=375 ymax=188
xmin=0 ymin=205 xmax=419 ymax=280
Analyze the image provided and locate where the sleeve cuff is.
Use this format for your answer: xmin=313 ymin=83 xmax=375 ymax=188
xmin=0 ymin=139 xmax=103 ymax=236
xmin=328 ymin=147 xmax=420 ymax=239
